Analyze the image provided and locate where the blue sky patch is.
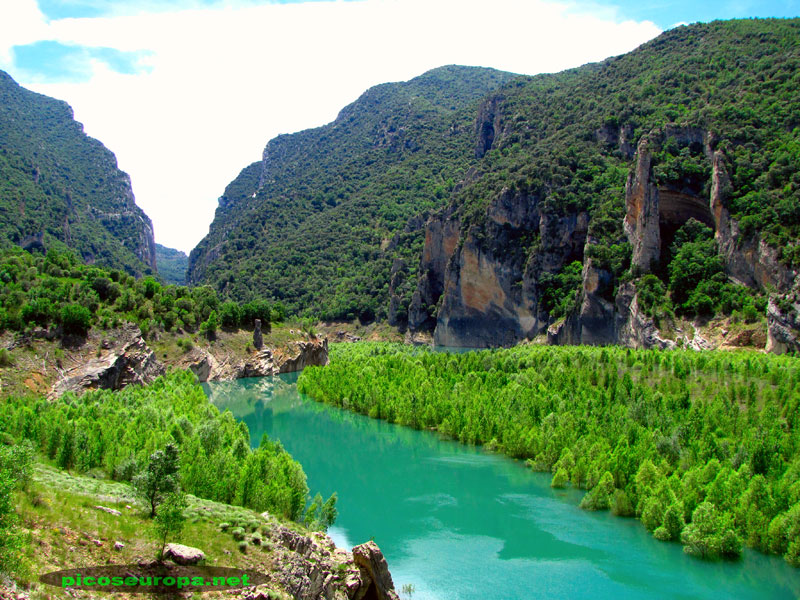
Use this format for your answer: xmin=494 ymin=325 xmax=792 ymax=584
xmin=32 ymin=0 xmax=800 ymax=28
xmin=12 ymin=41 xmax=152 ymax=82
xmin=569 ymin=0 xmax=799 ymax=28
xmin=34 ymin=0 xmax=359 ymax=21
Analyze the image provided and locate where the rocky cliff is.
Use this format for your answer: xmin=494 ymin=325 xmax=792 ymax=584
xmin=181 ymin=337 xmax=330 ymax=383
xmin=404 ymin=20 xmax=800 ymax=352
xmin=0 ymin=70 xmax=157 ymax=276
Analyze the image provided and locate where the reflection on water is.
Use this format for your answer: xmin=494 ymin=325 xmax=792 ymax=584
xmin=205 ymin=375 xmax=800 ymax=600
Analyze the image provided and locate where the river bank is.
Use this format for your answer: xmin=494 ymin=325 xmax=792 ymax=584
xmin=208 ymin=372 xmax=800 ymax=600
xmin=0 ymin=322 xmax=328 ymax=399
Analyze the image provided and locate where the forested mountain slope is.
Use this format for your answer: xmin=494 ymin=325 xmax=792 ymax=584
xmin=190 ymin=19 xmax=799 ymax=352
xmin=408 ymin=18 xmax=800 ymax=350
xmin=187 ymin=65 xmax=516 ymax=319
xmin=0 ymin=70 xmax=156 ymax=276
xmin=156 ymin=243 xmax=188 ymax=285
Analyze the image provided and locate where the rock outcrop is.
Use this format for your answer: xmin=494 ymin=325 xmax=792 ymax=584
xmin=265 ymin=523 xmax=399 ymax=600
xmin=351 ymin=542 xmax=400 ymax=600
xmin=767 ymin=295 xmax=800 ymax=354
xmin=183 ymin=337 xmax=329 ymax=382
xmin=51 ymin=325 xmax=165 ymax=397
xmin=163 ymin=543 xmax=206 ymax=566
xmin=410 ymin=122 xmax=799 ymax=352
xmin=253 ymin=319 xmax=264 ymax=350
xmin=409 ymin=187 xmax=587 ymax=347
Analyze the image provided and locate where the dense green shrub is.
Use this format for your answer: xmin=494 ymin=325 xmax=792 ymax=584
xmin=59 ymin=304 xmax=92 ymax=335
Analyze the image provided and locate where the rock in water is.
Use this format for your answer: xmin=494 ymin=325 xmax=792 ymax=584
xmin=352 ymin=541 xmax=400 ymax=600
xmin=253 ymin=319 xmax=263 ymax=349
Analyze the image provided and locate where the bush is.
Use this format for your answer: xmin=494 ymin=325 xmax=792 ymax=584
xmin=60 ymin=304 xmax=92 ymax=335
xmin=0 ymin=348 xmax=13 ymax=367
xmin=200 ymin=310 xmax=219 ymax=339
xmin=551 ymin=468 xmax=569 ymax=488
xmin=21 ymin=297 xmax=55 ymax=327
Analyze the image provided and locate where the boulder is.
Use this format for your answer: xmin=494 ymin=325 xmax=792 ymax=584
xmin=93 ymin=505 xmax=122 ymax=516
xmin=163 ymin=543 xmax=205 ymax=566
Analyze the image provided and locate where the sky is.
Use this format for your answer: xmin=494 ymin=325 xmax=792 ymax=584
xmin=1 ymin=0 xmax=798 ymax=254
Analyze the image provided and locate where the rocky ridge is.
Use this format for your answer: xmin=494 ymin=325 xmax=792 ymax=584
xmin=44 ymin=325 xmax=329 ymax=398
xmin=405 ymin=121 xmax=798 ymax=353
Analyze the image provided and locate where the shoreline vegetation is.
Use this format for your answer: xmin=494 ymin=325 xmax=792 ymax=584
xmin=0 ymin=370 xmax=338 ymax=586
xmin=298 ymin=342 xmax=800 ymax=566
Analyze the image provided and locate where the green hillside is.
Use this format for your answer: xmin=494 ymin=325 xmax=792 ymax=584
xmin=442 ymin=18 xmax=799 ymax=322
xmin=190 ymin=19 xmax=799 ymax=327
xmin=187 ymin=65 xmax=517 ymax=320
xmin=156 ymin=243 xmax=188 ymax=285
xmin=0 ymin=70 xmax=156 ymax=276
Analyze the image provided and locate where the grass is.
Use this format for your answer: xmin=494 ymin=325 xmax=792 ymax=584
xmin=10 ymin=463 xmax=306 ymax=599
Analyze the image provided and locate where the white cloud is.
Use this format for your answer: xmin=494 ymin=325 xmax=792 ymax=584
xmin=1 ymin=0 xmax=661 ymax=254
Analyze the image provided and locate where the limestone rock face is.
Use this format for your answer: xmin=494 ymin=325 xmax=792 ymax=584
xmin=411 ymin=186 xmax=587 ymax=347
xmin=407 ymin=208 xmax=461 ymax=332
xmin=351 ymin=542 xmax=400 ymax=600
xmin=277 ymin=338 xmax=329 ymax=373
xmin=51 ymin=324 xmax=164 ymax=397
xmin=264 ymin=522 xmax=399 ymax=600
xmin=475 ymin=95 xmax=504 ymax=158
xmin=767 ymin=296 xmax=800 ymax=354
xmin=163 ymin=543 xmax=205 ymax=566
xmin=624 ymin=137 xmax=660 ymax=272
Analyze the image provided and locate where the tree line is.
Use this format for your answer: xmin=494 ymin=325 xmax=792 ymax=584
xmin=298 ymin=342 xmax=800 ymax=565
xmin=0 ymin=247 xmax=284 ymax=338
xmin=0 ymin=370 xmax=334 ymax=522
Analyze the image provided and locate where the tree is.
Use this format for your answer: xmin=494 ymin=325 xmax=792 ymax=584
xmin=680 ymin=502 xmax=742 ymax=559
xmin=0 ymin=442 xmax=32 ymax=573
xmin=60 ymin=304 xmax=92 ymax=336
xmin=133 ymin=443 xmax=180 ymax=517
xmin=200 ymin=310 xmax=219 ymax=339
xmin=56 ymin=425 xmax=76 ymax=472
xmin=218 ymin=301 xmax=242 ymax=329
xmin=320 ymin=493 xmax=338 ymax=530
xmin=154 ymin=491 xmax=188 ymax=561
xmin=551 ymin=467 xmax=569 ymax=488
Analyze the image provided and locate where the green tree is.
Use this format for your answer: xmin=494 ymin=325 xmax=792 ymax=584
xmin=59 ymin=303 xmax=92 ymax=336
xmin=0 ymin=442 xmax=33 ymax=573
xmin=200 ymin=310 xmax=219 ymax=339
xmin=133 ymin=443 xmax=181 ymax=517
xmin=681 ymin=502 xmax=742 ymax=559
xmin=154 ymin=491 xmax=188 ymax=561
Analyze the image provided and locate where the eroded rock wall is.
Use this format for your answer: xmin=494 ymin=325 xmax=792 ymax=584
xmin=411 ymin=124 xmax=799 ymax=352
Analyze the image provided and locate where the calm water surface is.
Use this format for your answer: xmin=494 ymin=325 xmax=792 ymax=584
xmin=205 ymin=374 xmax=800 ymax=600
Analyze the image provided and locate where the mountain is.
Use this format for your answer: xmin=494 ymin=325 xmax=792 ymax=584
xmin=0 ymin=70 xmax=156 ymax=276
xmin=407 ymin=18 xmax=799 ymax=351
xmin=190 ymin=19 xmax=800 ymax=353
xmin=187 ymin=65 xmax=517 ymax=319
xmin=155 ymin=243 xmax=188 ymax=285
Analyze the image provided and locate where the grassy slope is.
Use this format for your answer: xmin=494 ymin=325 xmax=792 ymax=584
xmin=12 ymin=463 xmax=312 ymax=599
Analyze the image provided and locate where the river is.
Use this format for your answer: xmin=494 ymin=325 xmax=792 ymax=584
xmin=205 ymin=373 xmax=800 ymax=600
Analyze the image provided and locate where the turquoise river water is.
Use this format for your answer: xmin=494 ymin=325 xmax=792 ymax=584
xmin=205 ymin=373 xmax=800 ymax=600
